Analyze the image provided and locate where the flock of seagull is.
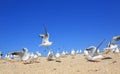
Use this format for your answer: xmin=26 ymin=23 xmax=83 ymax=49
xmin=0 ymin=24 xmax=120 ymax=64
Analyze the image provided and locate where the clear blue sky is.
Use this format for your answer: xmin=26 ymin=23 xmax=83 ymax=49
xmin=0 ymin=0 xmax=120 ymax=56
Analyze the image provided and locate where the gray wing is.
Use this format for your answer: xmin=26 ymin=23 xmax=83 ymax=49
xmin=10 ymin=52 xmax=24 ymax=58
xmin=94 ymin=39 xmax=106 ymax=56
xmin=39 ymin=24 xmax=49 ymax=43
xmin=112 ymin=36 xmax=120 ymax=43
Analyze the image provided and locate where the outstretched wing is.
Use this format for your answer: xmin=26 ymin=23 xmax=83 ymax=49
xmin=10 ymin=52 xmax=24 ymax=58
xmin=43 ymin=24 xmax=48 ymax=34
xmin=94 ymin=39 xmax=106 ymax=56
xmin=112 ymin=36 xmax=120 ymax=43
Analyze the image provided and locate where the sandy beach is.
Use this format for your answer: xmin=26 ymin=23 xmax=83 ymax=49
xmin=0 ymin=52 xmax=120 ymax=74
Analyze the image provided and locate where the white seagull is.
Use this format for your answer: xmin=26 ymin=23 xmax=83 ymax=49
xmin=61 ymin=51 xmax=66 ymax=57
xmin=39 ymin=24 xmax=53 ymax=47
xmin=71 ymin=49 xmax=75 ymax=56
xmin=76 ymin=50 xmax=79 ymax=54
xmin=104 ymin=36 xmax=120 ymax=53
xmin=55 ymin=51 xmax=61 ymax=62
xmin=86 ymin=46 xmax=104 ymax=61
xmin=21 ymin=48 xmax=30 ymax=61
xmin=32 ymin=51 xmax=41 ymax=63
xmin=47 ymin=50 xmax=53 ymax=61
xmin=80 ymin=49 xmax=82 ymax=54
xmin=85 ymin=39 xmax=107 ymax=62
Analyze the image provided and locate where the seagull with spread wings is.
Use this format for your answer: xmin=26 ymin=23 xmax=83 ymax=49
xmin=104 ymin=35 xmax=120 ymax=53
xmin=39 ymin=24 xmax=53 ymax=47
xmin=86 ymin=39 xmax=107 ymax=62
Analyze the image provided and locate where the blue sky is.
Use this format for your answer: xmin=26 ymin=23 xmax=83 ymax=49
xmin=0 ymin=0 xmax=120 ymax=56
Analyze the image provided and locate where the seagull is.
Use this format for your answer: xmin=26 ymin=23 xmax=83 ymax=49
xmin=65 ymin=51 xmax=69 ymax=55
xmin=21 ymin=48 xmax=30 ymax=61
xmin=80 ymin=49 xmax=82 ymax=54
xmin=5 ymin=53 xmax=13 ymax=59
xmin=9 ymin=48 xmax=30 ymax=61
xmin=55 ymin=51 xmax=61 ymax=62
xmin=71 ymin=49 xmax=75 ymax=56
xmin=85 ymin=39 xmax=106 ymax=62
xmin=61 ymin=51 xmax=66 ymax=57
xmin=47 ymin=50 xmax=53 ymax=61
xmin=32 ymin=51 xmax=41 ymax=63
xmin=112 ymin=46 xmax=120 ymax=53
xmin=39 ymin=24 xmax=53 ymax=47
xmin=76 ymin=50 xmax=79 ymax=54
xmin=86 ymin=46 xmax=104 ymax=61
xmin=104 ymin=36 xmax=120 ymax=53
xmin=36 ymin=51 xmax=41 ymax=57
xmin=0 ymin=51 xmax=3 ymax=59
xmin=71 ymin=49 xmax=76 ymax=59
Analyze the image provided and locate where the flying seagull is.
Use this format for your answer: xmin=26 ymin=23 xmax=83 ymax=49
xmin=39 ymin=24 xmax=53 ymax=47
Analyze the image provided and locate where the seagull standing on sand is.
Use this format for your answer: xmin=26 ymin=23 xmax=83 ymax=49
xmin=71 ymin=49 xmax=75 ymax=56
xmin=21 ymin=48 xmax=30 ymax=61
xmin=39 ymin=24 xmax=53 ymax=47
xmin=55 ymin=51 xmax=61 ymax=62
xmin=47 ymin=50 xmax=53 ymax=61
xmin=32 ymin=51 xmax=41 ymax=63
xmin=65 ymin=51 xmax=69 ymax=55
xmin=61 ymin=51 xmax=66 ymax=57
xmin=76 ymin=50 xmax=79 ymax=54
xmin=80 ymin=49 xmax=82 ymax=54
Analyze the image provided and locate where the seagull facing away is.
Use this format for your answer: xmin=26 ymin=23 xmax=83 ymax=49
xmin=55 ymin=51 xmax=61 ymax=62
xmin=39 ymin=24 xmax=53 ymax=47
xmin=71 ymin=49 xmax=75 ymax=56
xmin=76 ymin=50 xmax=79 ymax=54
xmin=47 ymin=50 xmax=53 ymax=61
xmin=61 ymin=51 xmax=66 ymax=57
xmin=86 ymin=39 xmax=106 ymax=62
xmin=32 ymin=51 xmax=41 ymax=63
xmin=80 ymin=49 xmax=82 ymax=54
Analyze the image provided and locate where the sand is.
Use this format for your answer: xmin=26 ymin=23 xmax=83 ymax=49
xmin=0 ymin=52 xmax=120 ymax=74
